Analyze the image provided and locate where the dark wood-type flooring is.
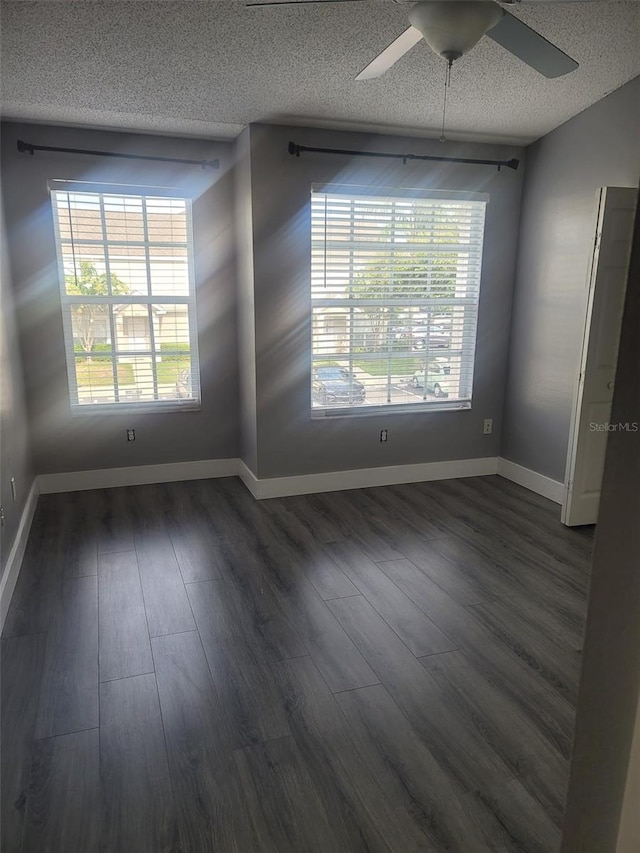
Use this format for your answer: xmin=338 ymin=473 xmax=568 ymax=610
xmin=1 ymin=475 xmax=593 ymax=852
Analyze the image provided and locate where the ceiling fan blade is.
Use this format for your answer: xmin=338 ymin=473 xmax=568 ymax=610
xmin=246 ymin=0 xmax=361 ymax=7
xmin=486 ymin=11 xmax=578 ymax=78
xmin=356 ymin=26 xmax=423 ymax=81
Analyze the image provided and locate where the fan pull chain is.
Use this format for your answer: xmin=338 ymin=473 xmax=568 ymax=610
xmin=439 ymin=58 xmax=453 ymax=143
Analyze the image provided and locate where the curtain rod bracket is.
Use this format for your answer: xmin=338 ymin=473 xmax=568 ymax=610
xmin=288 ymin=140 xmax=518 ymax=171
xmin=17 ymin=139 xmax=219 ymax=169
xmin=17 ymin=139 xmax=35 ymax=156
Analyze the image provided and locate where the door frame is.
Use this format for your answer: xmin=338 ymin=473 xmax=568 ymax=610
xmin=562 ymin=186 xmax=637 ymax=525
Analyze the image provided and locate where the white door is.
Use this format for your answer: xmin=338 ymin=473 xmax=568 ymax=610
xmin=562 ymin=186 xmax=637 ymax=526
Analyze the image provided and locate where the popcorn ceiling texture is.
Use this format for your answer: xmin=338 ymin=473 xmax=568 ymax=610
xmin=1 ymin=1 xmax=639 ymax=144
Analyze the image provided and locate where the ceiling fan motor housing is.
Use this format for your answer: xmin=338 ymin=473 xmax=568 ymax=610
xmin=408 ymin=1 xmax=505 ymax=62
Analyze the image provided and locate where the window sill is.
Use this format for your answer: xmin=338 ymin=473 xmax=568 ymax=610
xmin=70 ymin=400 xmax=201 ymax=416
xmin=311 ymin=400 xmax=471 ymax=419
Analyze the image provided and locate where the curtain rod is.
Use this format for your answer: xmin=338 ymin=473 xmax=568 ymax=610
xmin=17 ymin=139 xmax=220 ymax=169
xmin=288 ymin=141 xmax=519 ymax=172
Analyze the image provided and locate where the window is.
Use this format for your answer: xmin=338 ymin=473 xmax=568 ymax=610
xmin=50 ymin=182 xmax=200 ymax=412
xmin=311 ymin=185 xmax=488 ymax=415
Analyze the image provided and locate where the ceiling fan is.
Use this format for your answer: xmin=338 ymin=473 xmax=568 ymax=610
xmin=246 ymin=0 xmax=579 ymax=80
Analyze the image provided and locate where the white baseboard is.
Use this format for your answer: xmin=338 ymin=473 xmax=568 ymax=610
xmin=239 ymin=456 xmax=499 ymax=500
xmin=497 ymin=457 xmax=565 ymax=505
xmin=32 ymin=457 xmax=563 ymax=506
xmin=237 ymin=460 xmax=260 ymax=498
xmin=1 ymin=480 xmax=40 ymax=632
xmin=38 ymin=458 xmax=239 ymax=494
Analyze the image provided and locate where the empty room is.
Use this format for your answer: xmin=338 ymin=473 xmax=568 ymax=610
xmin=1 ymin=1 xmax=639 ymax=851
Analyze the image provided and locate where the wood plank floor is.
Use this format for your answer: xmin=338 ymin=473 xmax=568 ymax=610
xmin=1 ymin=475 xmax=593 ymax=852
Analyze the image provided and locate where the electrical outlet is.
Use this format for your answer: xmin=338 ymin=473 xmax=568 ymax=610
xmin=483 ymin=418 xmax=493 ymax=435
xmin=10 ymin=477 xmax=16 ymax=501
xmin=380 ymin=429 xmax=388 ymax=442
xmin=127 ymin=428 xmax=136 ymax=442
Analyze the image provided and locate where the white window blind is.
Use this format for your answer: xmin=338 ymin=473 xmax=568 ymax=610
xmin=311 ymin=186 xmax=488 ymax=415
xmin=50 ymin=183 xmax=200 ymax=412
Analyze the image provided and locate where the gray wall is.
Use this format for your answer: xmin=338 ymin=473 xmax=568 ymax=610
xmin=0 ymin=193 xmax=34 ymax=578
xmin=617 ymin=694 xmax=640 ymax=852
xmin=1 ymin=122 xmax=239 ymax=475
xmin=246 ymin=123 xmax=524 ymax=478
xmin=502 ymin=77 xmax=640 ymax=483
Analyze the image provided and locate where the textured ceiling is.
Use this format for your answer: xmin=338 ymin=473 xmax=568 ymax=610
xmin=1 ymin=1 xmax=639 ymax=144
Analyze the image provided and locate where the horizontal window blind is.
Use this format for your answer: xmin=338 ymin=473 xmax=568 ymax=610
xmin=311 ymin=187 xmax=487 ymax=414
xmin=50 ymin=186 xmax=200 ymax=411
